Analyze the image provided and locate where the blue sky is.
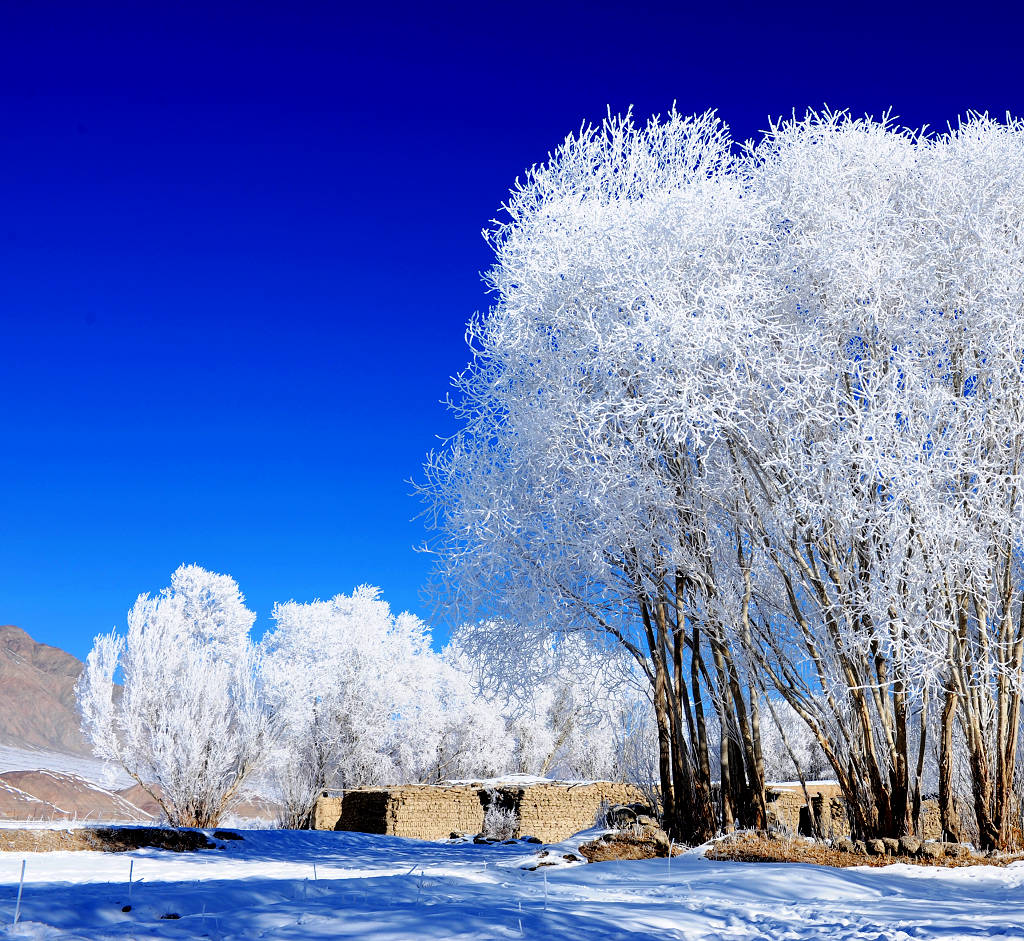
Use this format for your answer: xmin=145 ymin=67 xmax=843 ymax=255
xmin=1 ymin=0 xmax=1020 ymax=660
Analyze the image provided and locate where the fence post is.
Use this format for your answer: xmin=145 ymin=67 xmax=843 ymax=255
xmin=14 ymin=860 xmax=26 ymax=925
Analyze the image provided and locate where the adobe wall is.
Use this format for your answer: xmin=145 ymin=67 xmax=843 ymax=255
xmin=767 ymin=783 xmax=943 ymax=840
xmin=317 ymin=780 xmax=943 ymax=843
xmin=385 ymin=785 xmax=486 ymax=841
xmin=920 ymin=797 xmax=941 ymax=840
xmin=766 ymin=783 xmax=846 ymax=835
xmin=313 ymin=795 xmax=344 ymax=831
xmin=314 ymin=781 xmax=645 ymax=843
xmin=316 ymin=785 xmax=485 ymax=840
xmin=510 ymin=782 xmax=646 ymax=843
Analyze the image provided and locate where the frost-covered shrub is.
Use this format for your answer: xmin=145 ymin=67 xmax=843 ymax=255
xmin=482 ymin=792 xmax=519 ymax=841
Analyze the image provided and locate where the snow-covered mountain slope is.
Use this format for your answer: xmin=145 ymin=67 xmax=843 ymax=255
xmin=0 ymin=744 xmax=129 ymax=786
xmin=0 ymin=745 xmax=276 ymax=826
xmin=1 ymin=829 xmax=1023 ymax=939
xmin=0 ymin=630 xmax=153 ymax=824
xmin=0 ymin=780 xmax=60 ymax=822
xmin=0 ymin=771 xmax=149 ymax=823
xmin=0 ymin=745 xmax=146 ymax=823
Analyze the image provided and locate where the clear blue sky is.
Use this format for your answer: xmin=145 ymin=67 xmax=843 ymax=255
xmin=1 ymin=0 xmax=1020 ymax=660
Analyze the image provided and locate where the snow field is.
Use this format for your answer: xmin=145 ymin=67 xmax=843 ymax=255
xmin=1 ymin=830 xmax=1023 ymax=939
xmin=0 ymin=747 xmax=129 ymax=788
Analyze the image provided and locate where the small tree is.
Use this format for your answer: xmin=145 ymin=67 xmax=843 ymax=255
xmin=76 ymin=565 xmax=270 ymax=828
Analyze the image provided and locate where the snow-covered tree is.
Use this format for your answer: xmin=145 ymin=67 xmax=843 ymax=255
xmin=76 ymin=565 xmax=269 ymax=827
xmin=448 ymin=622 xmax=654 ymax=783
xmin=390 ymin=651 xmax=510 ymax=785
xmin=421 ymin=108 xmax=774 ymax=842
xmin=758 ymin=699 xmax=830 ymax=784
xmin=261 ymin=587 xmax=509 ymax=827
xmin=422 ymin=107 xmax=1024 ymax=848
xmin=739 ymin=111 xmax=1024 ymax=848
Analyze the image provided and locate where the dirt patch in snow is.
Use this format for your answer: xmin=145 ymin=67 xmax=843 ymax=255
xmin=579 ymin=831 xmax=684 ymax=863
xmin=708 ymin=832 xmax=1024 ymax=868
xmin=0 ymin=826 xmax=222 ymax=853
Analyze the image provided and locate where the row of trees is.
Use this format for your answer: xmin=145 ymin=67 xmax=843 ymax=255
xmin=76 ymin=565 xmax=658 ymax=828
xmin=420 ymin=109 xmax=1024 ymax=850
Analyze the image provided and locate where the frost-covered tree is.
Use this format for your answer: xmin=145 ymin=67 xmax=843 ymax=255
xmin=758 ymin=699 xmax=830 ymax=784
xmin=421 ymin=109 xmax=774 ymax=843
xmin=261 ymin=587 xmax=508 ymax=827
xmin=422 ymin=107 xmax=1024 ymax=848
xmin=76 ymin=565 xmax=269 ymax=827
xmin=262 ymin=587 xmax=413 ymax=825
xmin=739 ymin=111 xmax=1024 ymax=848
xmin=448 ymin=622 xmax=654 ymax=783
xmin=392 ymin=651 xmax=510 ymax=785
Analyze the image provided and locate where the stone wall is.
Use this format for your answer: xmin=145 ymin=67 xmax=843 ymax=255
xmin=314 ymin=781 xmax=646 ymax=843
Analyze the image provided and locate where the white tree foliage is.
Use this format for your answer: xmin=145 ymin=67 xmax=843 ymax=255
xmin=421 ymin=108 xmax=1024 ymax=847
xmin=76 ymin=565 xmax=270 ymax=828
xmin=79 ymin=570 xmax=654 ymax=832
xmin=261 ymin=587 xmax=509 ymax=827
xmin=447 ymin=621 xmax=655 ymax=783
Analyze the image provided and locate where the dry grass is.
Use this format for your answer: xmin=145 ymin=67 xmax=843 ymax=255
xmin=579 ymin=832 xmax=685 ymax=863
xmin=0 ymin=826 xmax=225 ymax=853
xmin=707 ymin=832 xmax=1024 ymax=868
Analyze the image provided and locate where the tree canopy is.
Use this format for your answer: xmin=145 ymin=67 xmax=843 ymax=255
xmin=421 ymin=108 xmax=1024 ymax=848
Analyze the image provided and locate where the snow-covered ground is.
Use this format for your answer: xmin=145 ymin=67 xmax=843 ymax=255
xmin=1 ymin=829 xmax=1023 ymax=939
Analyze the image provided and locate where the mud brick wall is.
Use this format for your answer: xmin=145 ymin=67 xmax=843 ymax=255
xmin=508 ymin=782 xmax=646 ymax=843
xmin=919 ymin=799 xmax=942 ymax=840
xmin=316 ymin=785 xmax=486 ymax=839
xmin=317 ymin=782 xmax=945 ymax=842
xmin=766 ymin=784 xmax=831 ymax=833
xmin=313 ymin=795 xmax=344 ymax=831
xmin=314 ymin=781 xmax=646 ymax=842
xmin=384 ymin=785 xmax=486 ymax=840
xmin=337 ymin=789 xmax=392 ymax=833
xmin=767 ymin=783 xmax=942 ymax=840
xmin=808 ymin=792 xmax=851 ymax=839
xmin=767 ymin=783 xmax=849 ymax=836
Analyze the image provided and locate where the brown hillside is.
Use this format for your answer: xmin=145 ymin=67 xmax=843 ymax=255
xmin=0 ymin=625 xmax=91 ymax=755
xmin=0 ymin=771 xmax=150 ymax=822
xmin=0 ymin=777 xmax=65 ymax=820
xmin=117 ymin=782 xmax=164 ymax=818
xmin=116 ymin=782 xmax=280 ymax=824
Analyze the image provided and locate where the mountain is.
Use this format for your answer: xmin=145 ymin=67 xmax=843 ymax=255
xmin=0 ymin=624 xmax=92 ymax=755
xmin=0 ymin=626 xmax=149 ymax=822
xmin=0 ymin=770 xmax=150 ymax=822
xmin=0 ymin=625 xmax=279 ymax=825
